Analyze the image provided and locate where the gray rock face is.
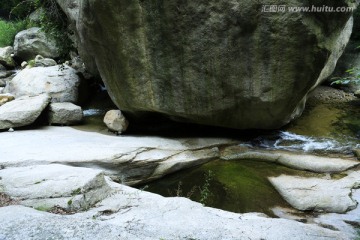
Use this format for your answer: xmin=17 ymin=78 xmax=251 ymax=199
xmin=49 ymin=102 xmax=83 ymax=125
xmin=269 ymin=171 xmax=360 ymax=213
xmin=0 ymin=126 xmax=233 ymax=185
xmin=0 ymin=183 xmax=347 ymax=240
xmin=57 ymin=0 xmax=354 ymax=129
xmin=220 ymin=146 xmax=360 ymax=173
xmin=103 ymin=110 xmax=129 ymax=134
xmin=14 ymin=27 xmax=60 ymax=61
xmin=0 ymin=164 xmax=111 ymax=211
xmin=0 ymin=94 xmax=50 ymax=130
xmin=34 ymin=55 xmax=57 ymax=67
xmin=0 ymin=46 xmax=15 ymax=68
xmin=7 ymin=66 xmax=80 ymax=103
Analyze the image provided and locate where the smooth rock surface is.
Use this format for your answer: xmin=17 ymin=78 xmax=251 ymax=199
xmin=6 ymin=66 xmax=80 ymax=103
xmin=57 ymin=0 xmax=354 ymax=129
xmin=14 ymin=27 xmax=60 ymax=61
xmin=0 ymin=185 xmax=347 ymax=240
xmin=103 ymin=110 xmax=128 ymax=134
xmin=0 ymin=94 xmax=50 ymax=130
xmin=269 ymin=171 xmax=360 ymax=213
xmin=49 ymin=102 xmax=83 ymax=125
xmin=221 ymin=146 xmax=359 ymax=173
xmin=0 ymin=127 xmax=233 ymax=184
xmin=0 ymin=46 xmax=15 ymax=68
xmin=34 ymin=55 xmax=57 ymax=67
xmin=0 ymin=164 xmax=111 ymax=210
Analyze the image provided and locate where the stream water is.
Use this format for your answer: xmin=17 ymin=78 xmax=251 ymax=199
xmin=79 ymin=90 xmax=360 ymax=216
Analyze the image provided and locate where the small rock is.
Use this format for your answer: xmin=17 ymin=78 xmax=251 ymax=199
xmin=8 ymin=128 xmax=14 ymax=132
xmin=0 ymin=47 xmax=16 ymax=68
xmin=34 ymin=55 xmax=57 ymax=67
xmin=48 ymin=102 xmax=83 ymax=125
xmin=103 ymin=110 xmax=129 ymax=134
xmin=21 ymin=61 xmax=28 ymax=68
xmin=0 ymin=93 xmax=15 ymax=106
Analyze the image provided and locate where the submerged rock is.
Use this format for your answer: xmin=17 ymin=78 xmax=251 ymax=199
xmin=0 ymin=94 xmax=50 ymax=130
xmin=6 ymin=66 xmax=80 ymax=103
xmin=48 ymin=102 xmax=83 ymax=125
xmin=57 ymin=0 xmax=354 ymax=129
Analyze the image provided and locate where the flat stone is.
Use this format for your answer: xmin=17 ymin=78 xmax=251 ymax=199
xmin=0 ymin=184 xmax=347 ymax=240
xmin=0 ymin=164 xmax=111 ymax=210
xmin=221 ymin=146 xmax=359 ymax=173
xmin=0 ymin=126 xmax=234 ymax=185
xmin=269 ymin=171 xmax=360 ymax=213
xmin=0 ymin=94 xmax=50 ymax=130
xmin=49 ymin=102 xmax=83 ymax=125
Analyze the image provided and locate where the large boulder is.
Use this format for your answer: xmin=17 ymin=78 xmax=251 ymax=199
xmin=0 ymin=46 xmax=16 ymax=68
xmin=6 ymin=66 xmax=80 ymax=103
xmin=0 ymin=94 xmax=51 ymax=130
xmin=57 ymin=0 xmax=355 ymax=129
xmin=14 ymin=27 xmax=60 ymax=61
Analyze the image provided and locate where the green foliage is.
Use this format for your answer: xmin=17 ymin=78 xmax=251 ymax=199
xmin=2 ymin=0 xmax=74 ymax=60
xmin=0 ymin=19 xmax=29 ymax=47
xmin=34 ymin=0 xmax=74 ymax=60
xmin=331 ymin=68 xmax=360 ymax=86
xmin=199 ymin=170 xmax=214 ymax=206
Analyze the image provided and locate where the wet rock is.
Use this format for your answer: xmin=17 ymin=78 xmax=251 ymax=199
xmin=221 ymin=146 xmax=359 ymax=173
xmin=0 ymin=93 xmax=15 ymax=106
xmin=7 ymin=66 xmax=80 ymax=103
xmin=0 ymin=126 xmax=232 ymax=185
xmin=0 ymin=79 xmax=6 ymax=88
xmin=0 ymin=46 xmax=15 ymax=68
xmin=103 ymin=110 xmax=128 ymax=134
xmin=0 ymin=64 xmax=5 ymax=71
xmin=0 ymin=94 xmax=50 ymax=130
xmin=269 ymin=171 xmax=360 ymax=213
xmin=0 ymin=164 xmax=112 ymax=211
xmin=34 ymin=55 xmax=57 ymax=67
xmin=20 ymin=61 xmax=28 ymax=68
xmin=48 ymin=102 xmax=83 ymax=125
xmin=14 ymin=27 xmax=60 ymax=61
